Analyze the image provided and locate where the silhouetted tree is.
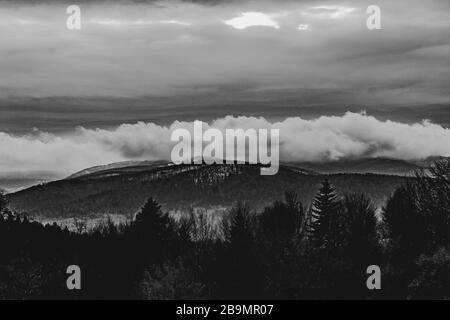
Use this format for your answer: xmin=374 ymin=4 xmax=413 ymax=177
xmin=382 ymin=184 xmax=426 ymax=263
xmin=414 ymin=160 xmax=450 ymax=249
xmin=381 ymin=183 xmax=428 ymax=298
xmin=259 ymin=192 xmax=304 ymax=248
xmin=140 ymin=258 xmax=206 ymax=299
xmin=310 ymin=179 xmax=341 ymax=248
xmin=224 ymin=203 xmax=254 ymax=253
xmin=341 ymin=193 xmax=379 ymax=263
xmin=408 ymin=246 xmax=450 ymax=299
xmin=220 ymin=203 xmax=262 ymax=298
xmin=134 ymin=197 xmax=174 ymax=245
xmin=257 ymin=193 xmax=308 ymax=298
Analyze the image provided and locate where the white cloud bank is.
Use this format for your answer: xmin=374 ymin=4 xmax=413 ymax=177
xmin=1 ymin=112 xmax=450 ymax=177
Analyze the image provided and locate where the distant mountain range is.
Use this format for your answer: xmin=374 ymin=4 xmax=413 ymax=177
xmin=0 ymin=156 xmax=432 ymax=193
xmin=6 ymin=158 xmax=415 ymax=219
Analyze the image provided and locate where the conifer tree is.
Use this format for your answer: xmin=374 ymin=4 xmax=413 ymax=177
xmin=134 ymin=198 xmax=174 ymax=248
xmin=310 ymin=179 xmax=340 ymax=248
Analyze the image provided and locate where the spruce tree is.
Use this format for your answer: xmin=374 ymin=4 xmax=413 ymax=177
xmin=133 ymin=198 xmax=174 ymax=251
xmin=311 ymin=179 xmax=340 ymax=248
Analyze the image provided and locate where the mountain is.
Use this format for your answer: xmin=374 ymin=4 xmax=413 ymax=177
xmin=65 ymin=157 xmax=421 ymax=180
xmin=411 ymin=156 xmax=450 ymax=168
xmin=67 ymin=160 xmax=170 ymax=179
xmin=7 ymin=161 xmax=407 ymax=219
xmin=286 ymin=157 xmax=423 ymax=176
xmin=0 ymin=171 xmax=60 ymax=193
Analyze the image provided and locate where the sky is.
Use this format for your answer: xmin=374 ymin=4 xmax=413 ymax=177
xmin=1 ymin=0 xmax=449 ymax=103
xmin=0 ymin=0 xmax=450 ymax=180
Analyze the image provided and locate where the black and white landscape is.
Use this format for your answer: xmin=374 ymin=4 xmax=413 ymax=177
xmin=1 ymin=0 xmax=450 ymax=300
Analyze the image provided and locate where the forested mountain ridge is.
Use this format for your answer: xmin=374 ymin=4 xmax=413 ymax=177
xmin=287 ymin=157 xmax=423 ymax=176
xmin=7 ymin=162 xmax=406 ymax=219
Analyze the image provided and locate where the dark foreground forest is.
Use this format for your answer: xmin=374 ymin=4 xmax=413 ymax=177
xmin=1 ymin=161 xmax=450 ymax=300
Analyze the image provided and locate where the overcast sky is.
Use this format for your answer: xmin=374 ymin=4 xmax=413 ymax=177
xmin=1 ymin=0 xmax=449 ymax=103
xmin=1 ymin=0 xmax=450 ymax=179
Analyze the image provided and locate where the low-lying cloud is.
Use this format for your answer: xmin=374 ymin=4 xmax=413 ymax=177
xmin=1 ymin=112 xmax=450 ymax=177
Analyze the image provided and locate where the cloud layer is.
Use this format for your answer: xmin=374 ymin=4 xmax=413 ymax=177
xmin=2 ymin=112 xmax=450 ymax=176
xmin=0 ymin=0 xmax=449 ymax=106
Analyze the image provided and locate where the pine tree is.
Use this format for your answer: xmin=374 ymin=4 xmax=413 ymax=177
xmin=133 ymin=198 xmax=174 ymax=249
xmin=310 ymin=179 xmax=340 ymax=248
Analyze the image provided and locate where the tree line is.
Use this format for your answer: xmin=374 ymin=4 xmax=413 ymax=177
xmin=1 ymin=160 xmax=450 ymax=299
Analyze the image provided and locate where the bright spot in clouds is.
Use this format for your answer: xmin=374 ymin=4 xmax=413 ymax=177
xmin=225 ymin=12 xmax=280 ymax=30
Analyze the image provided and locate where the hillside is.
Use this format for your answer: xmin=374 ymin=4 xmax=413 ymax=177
xmin=286 ymin=157 xmax=423 ymax=176
xmin=7 ymin=162 xmax=407 ymax=218
xmin=66 ymin=160 xmax=170 ymax=179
